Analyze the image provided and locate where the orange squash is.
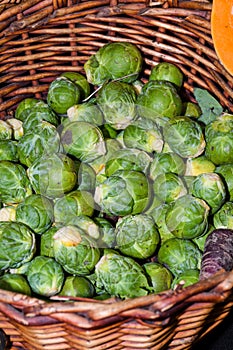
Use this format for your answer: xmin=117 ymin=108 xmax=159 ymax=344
xmin=211 ymin=0 xmax=233 ymax=75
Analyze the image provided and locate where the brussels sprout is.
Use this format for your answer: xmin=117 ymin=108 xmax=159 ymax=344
xmin=22 ymin=101 xmax=60 ymax=132
xmin=213 ymin=201 xmax=233 ymax=229
xmin=149 ymin=62 xmax=183 ymax=89
xmin=205 ymin=114 xmax=233 ymax=165
xmin=0 ymin=120 xmax=12 ymax=140
xmin=53 ymin=225 xmax=100 ymax=275
xmin=59 ymin=275 xmax=95 ymax=298
xmin=47 ymin=76 xmax=81 ymax=115
xmin=215 ymin=164 xmax=233 ymax=201
xmin=61 ymin=121 xmax=106 ymax=163
xmin=67 ymin=100 xmax=104 ymax=126
xmin=158 ymin=237 xmax=202 ymax=275
xmin=6 ymin=118 xmax=24 ymax=140
xmin=60 ymin=72 xmax=91 ymax=100
xmin=163 ymin=116 xmax=206 ymax=158
xmin=0 ymin=161 xmax=32 ymax=205
xmin=0 ymin=222 xmax=35 ymax=270
xmin=0 ymin=273 xmax=31 ymax=295
xmin=137 ymin=80 xmax=182 ymax=121
xmin=54 ymin=190 xmax=94 ymax=225
xmin=105 ymin=148 xmax=152 ymax=177
xmin=40 ymin=226 xmax=58 ymax=258
xmin=16 ymin=194 xmax=54 ymax=235
xmin=28 ymin=153 xmax=77 ymax=198
xmin=143 ymin=262 xmax=173 ymax=293
xmin=184 ymin=155 xmax=216 ymax=176
xmin=96 ymin=81 xmax=137 ymax=130
xmin=77 ymin=162 xmax=96 ymax=193
xmin=153 ymin=172 xmax=187 ymax=204
xmin=95 ymin=251 xmax=150 ymax=298
xmin=122 ymin=118 xmax=164 ymax=153
xmin=149 ymin=152 xmax=186 ymax=181
xmin=0 ymin=140 xmax=18 ymax=162
xmin=94 ymin=217 xmax=116 ymax=248
xmin=15 ymin=97 xmax=39 ymax=122
xmin=0 ymin=206 xmax=16 ymax=222
xmin=17 ymin=122 xmax=61 ymax=167
xmin=165 ymin=194 xmax=209 ymax=239
xmin=27 ymin=256 xmax=64 ymax=297
xmin=191 ymin=172 xmax=226 ymax=214
xmin=84 ymin=42 xmax=143 ymax=85
xmin=94 ymin=170 xmax=150 ymax=216
xmin=171 ymin=269 xmax=200 ymax=289
xmin=116 ymin=214 xmax=160 ymax=259
xmin=182 ymin=102 xmax=202 ymax=118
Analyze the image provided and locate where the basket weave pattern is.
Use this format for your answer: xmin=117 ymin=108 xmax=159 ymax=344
xmin=1 ymin=1 xmax=233 ymax=349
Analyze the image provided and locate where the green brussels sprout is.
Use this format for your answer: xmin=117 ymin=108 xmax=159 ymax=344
xmin=182 ymin=102 xmax=202 ymax=118
xmin=59 ymin=275 xmax=95 ymax=298
xmin=94 ymin=170 xmax=150 ymax=216
xmin=27 ymin=256 xmax=64 ymax=297
xmin=215 ymin=164 xmax=233 ymax=201
xmin=96 ymin=81 xmax=137 ymax=130
xmin=0 ymin=120 xmax=12 ymax=140
xmin=61 ymin=121 xmax=106 ymax=163
xmin=40 ymin=226 xmax=58 ymax=257
xmin=171 ymin=269 xmax=200 ymax=289
xmin=67 ymin=100 xmax=104 ymax=126
xmin=94 ymin=217 xmax=116 ymax=248
xmin=84 ymin=42 xmax=143 ymax=85
xmin=137 ymin=80 xmax=182 ymax=121
xmin=47 ymin=76 xmax=81 ymax=115
xmin=105 ymin=148 xmax=152 ymax=177
xmin=191 ymin=172 xmax=226 ymax=214
xmin=22 ymin=101 xmax=60 ymax=132
xmin=205 ymin=114 xmax=233 ymax=165
xmin=116 ymin=214 xmax=160 ymax=259
xmin=0 ymin=206 xmax=16 ymax=222
xmin=149 ymin=152 xmax=186 ymax=181
xmin=77 ymin=162 xmax=96 ymax=193
xmin=95 ymin=251 xmax=150 ymax=298
xmin=54 ymin=190 xmax=94 ymax=225
xmin=0 ymin=140 xmax=18 ymax=162
xmin=60 ymin=72 xmax=91 ymax=100
xmin=149 ymin=62 xmax=183 ymax=89
xmin=0 ymin=161 xmax=32 ymax=205
xmin=15 ymin=97 xmax=40 ymax=122
xmin=158 ymin=237 xmax=202 ymax=275
xmin=0 ymin=222 xmax=35 ymax=270
xmin=6 ymin=119 xmax=24 ymax=140
xmin=122 ymin=118 xmax=164 ymax=153
xmin=163 ymin=116 xmax=206 ymax=158
xmin=213 ymin=201 xmax=233 ymax=229
xmin=184 ymin=155 xmax=216 ymax=176
xmin=16 ymin=194 xmax=54 ymax=235
xmin=143 ymin=262 xmax=173 ymax=293
xmin=165 ymin=194 xmax=210 ymax=239
xmin=0 ymin=273 xmax=31 ymax=295
xmin=17 ymin=122 xmax=61 ymax=167
xmin=28 ymin=153 xmax=77 ymax=198
xmin=153 ymin=172 xmax=187 ymax=204
xmin=53 ymin=225 xmax=100 ymax=275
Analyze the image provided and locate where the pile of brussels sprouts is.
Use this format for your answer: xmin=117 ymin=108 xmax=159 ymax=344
xmin=1 ymin=42 xmax=233 ymax=300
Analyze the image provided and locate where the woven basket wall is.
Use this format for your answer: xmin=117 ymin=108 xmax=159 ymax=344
xmin=1 ymin=1 xmax=233 ymax=349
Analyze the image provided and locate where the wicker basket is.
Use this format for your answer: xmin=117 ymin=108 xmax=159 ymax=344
xmin=1 ymin=0 xmax=233 ymax=349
